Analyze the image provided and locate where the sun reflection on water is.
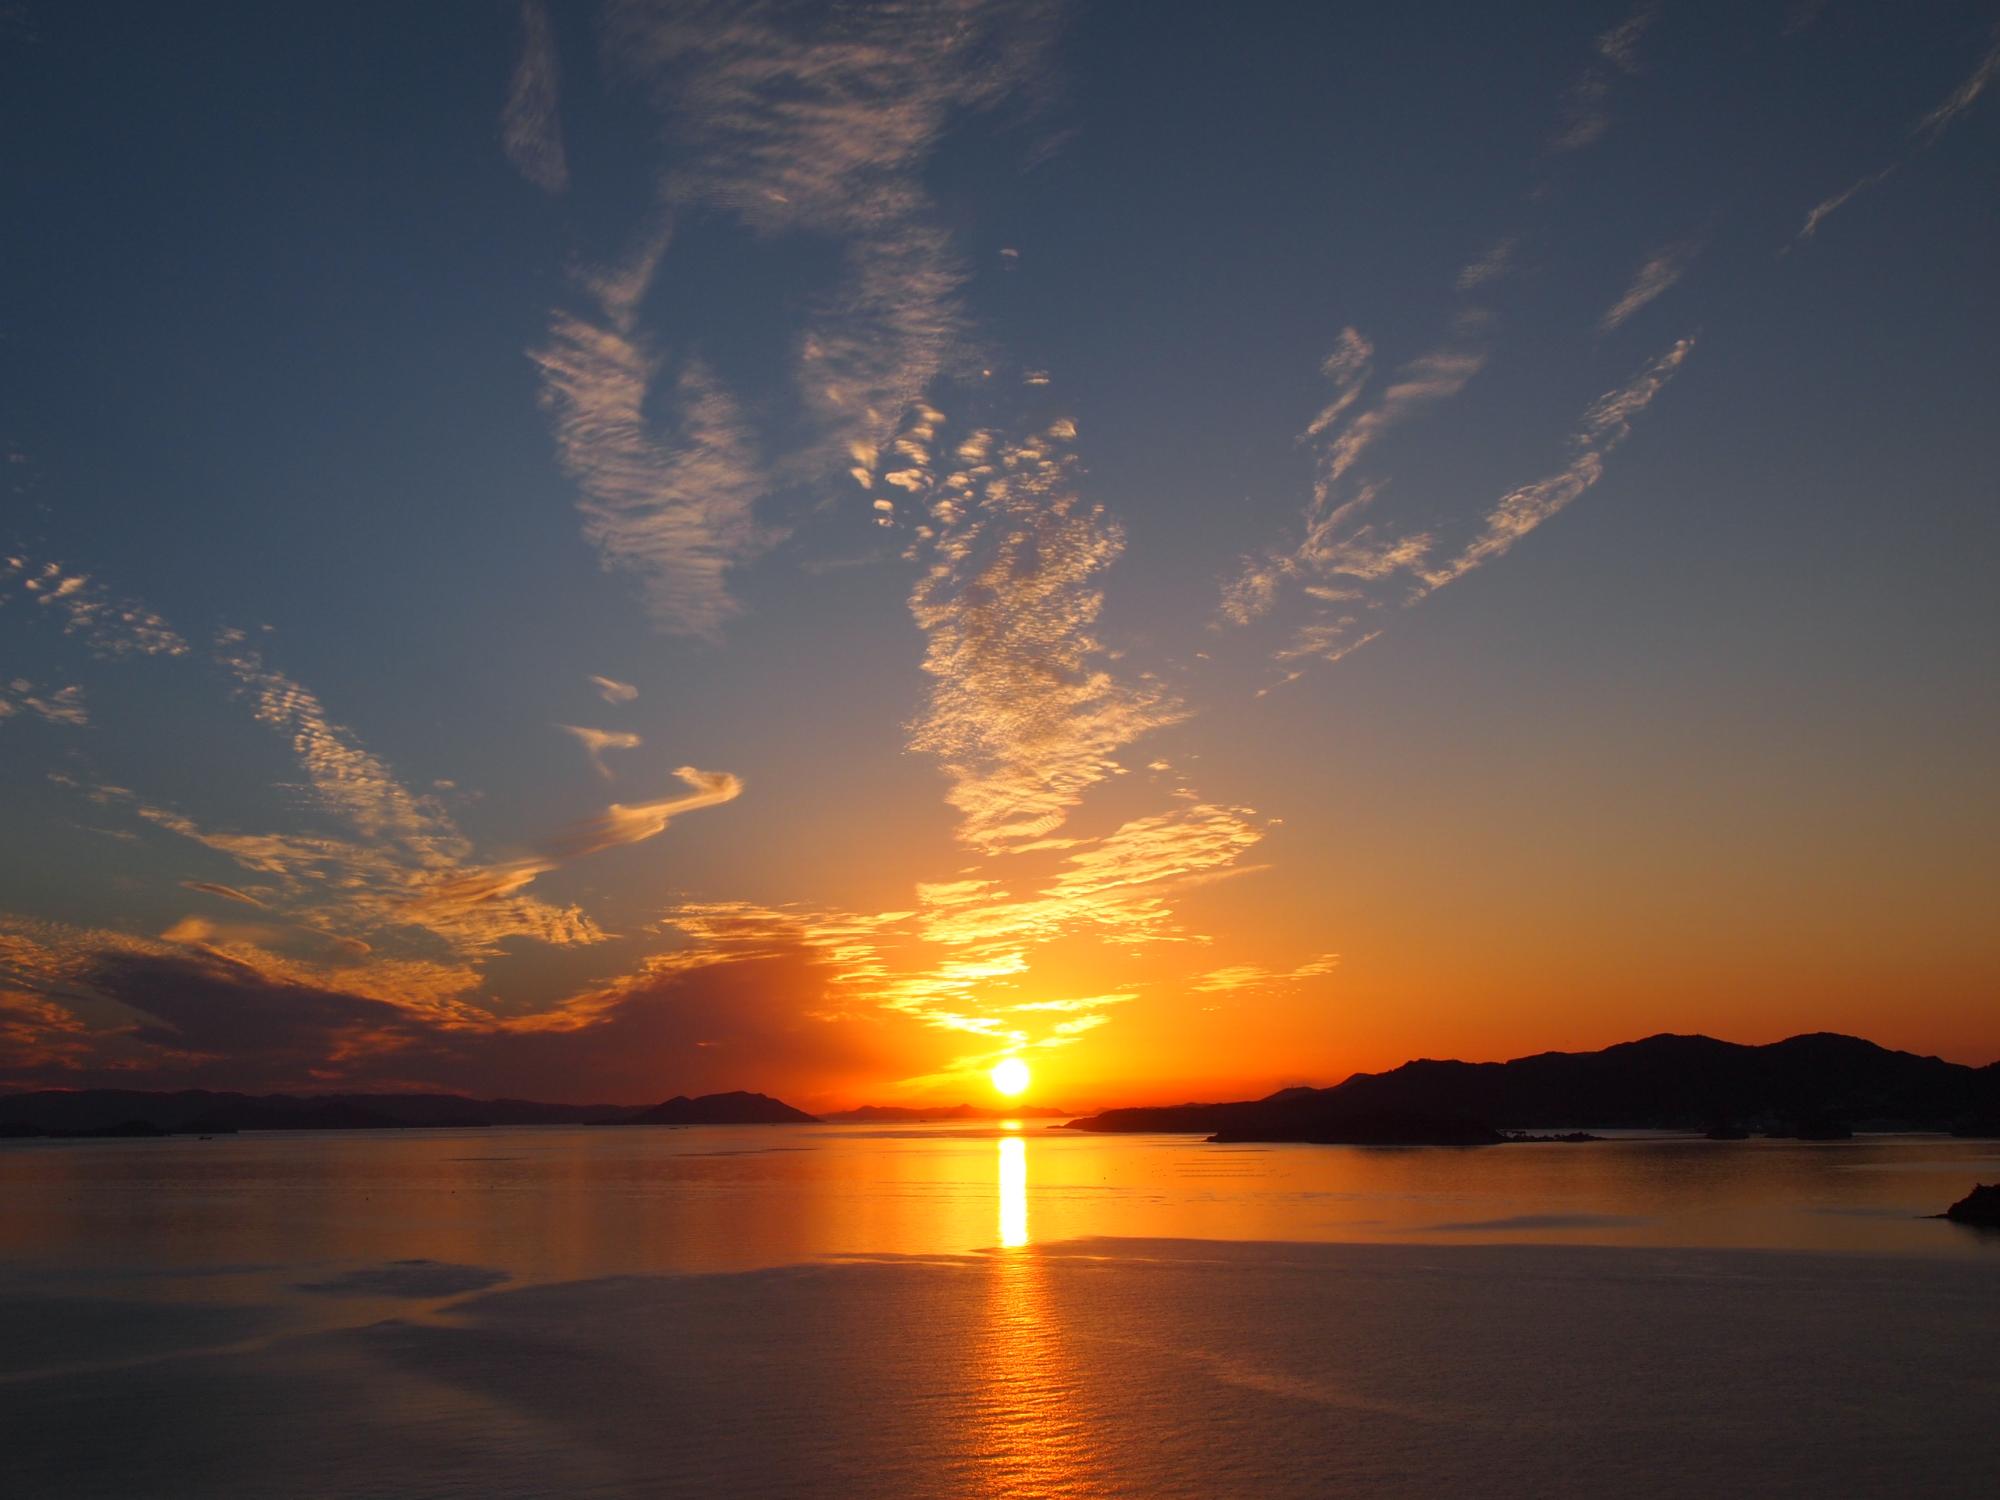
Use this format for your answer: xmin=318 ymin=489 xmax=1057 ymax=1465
xmin=997 ymin=1134 xmax=1028 ymax=1249
xmin=971 ymin=1129 xmax=1100 ymax=1495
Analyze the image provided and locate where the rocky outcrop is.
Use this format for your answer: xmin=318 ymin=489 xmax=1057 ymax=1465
xmin=1943 ymin=1184 xmax=2000 ymax=1227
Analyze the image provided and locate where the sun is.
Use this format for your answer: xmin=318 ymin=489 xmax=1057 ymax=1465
xmin=989 ymin=1057 xmax=1031 ymax=1098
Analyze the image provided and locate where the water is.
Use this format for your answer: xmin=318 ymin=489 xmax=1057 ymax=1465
xmin=4 ymin=1126 xmax=1997 ymax=1497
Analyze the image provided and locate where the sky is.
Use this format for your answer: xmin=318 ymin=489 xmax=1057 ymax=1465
xmin=2 ymin=0 xmax=1997 ymax=1109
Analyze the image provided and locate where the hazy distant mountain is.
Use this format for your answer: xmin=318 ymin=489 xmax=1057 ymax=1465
xmin=822 ymin=1103 xmax=1069 ymax=1123
xmin=610 ymin=1091 xmax=818 ymax=1125
xmin=1064 ymin=1033 xmax=2000 ymax=1142
xmin=0 ymin=1088 xmax=810 ymax=1136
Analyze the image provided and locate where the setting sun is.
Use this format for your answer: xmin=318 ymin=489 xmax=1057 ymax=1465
xmin=990 ymin=1057 xmax=1031 ymax=1098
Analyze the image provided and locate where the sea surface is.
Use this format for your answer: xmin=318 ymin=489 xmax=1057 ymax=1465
xmin=3 ymin=1125 xmax=1996 ymax=1497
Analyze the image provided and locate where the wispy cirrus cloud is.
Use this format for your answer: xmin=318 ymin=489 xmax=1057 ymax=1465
xmin=559 ymin=723 xmax=642 ymax=778
xmin=1191 ymin=953 xmax=1340 ymax=995
xmin=1913 ymin=27 xmax=2000 ymax=141
xmin=1222 ymin=331 xmax=1692 ymax=684
xmin=63 ymin=746 xmax=743 ymax=1021
xmin=1218 ymin=0 xmax=1701 ymax=692
xmin=895 ymin=413 xmax=1182 ymax=853
xmin=1551 ymin=3 xmax=1657 ymax=153
xmin=216 ymin=631 xmax=467 ymax=857
xmin=410 ymin=766 xmax=743 ymax=921
xmin=501 ymin=0 xmax=568 ymax=193
xmin=4 ymin=541 xmax=746 ymax=1049
xmin=1221 ymin=330 xmax=1485 ymax=634
xmin=589 ymin=673 xmax=638 ymax=704
xmin=181 ymin=880 xmax=268 ymax=908
xmin=533 ymin=314 xmax=768 ymax=640
xmin=1792 ymin=25 xmax=2000 ymax=245
xmin=1455 ymin=236 xmax=1519 ymax=293
xmin=1795 ymin=167 xmax=1897 ymax=244
xmin=527 ymin=1 xmax=1060 ymax=638
xmin=607 ymin=0 xmax=1055 ymax=475
xmin=1418 ymin=338 xmax=1694 ymax=594
xmin=1600 ymin=238 xmax=1702 ymax=332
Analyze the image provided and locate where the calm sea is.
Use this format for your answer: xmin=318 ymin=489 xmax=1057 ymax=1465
xmin=4 ymin=1126 xmax=1996 ymax=1497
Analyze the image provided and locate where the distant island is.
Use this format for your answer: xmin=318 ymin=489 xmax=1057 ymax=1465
xmin=822 ymin=1103 xmax=1069 ymax=1123
xmin=602 ymin=1091 xmax=815 ymax=1126
xmin=1063 ymin=1032 xmax=2000 ymax=1145
xmin=0 ymin=1088 xmax=820 ymax=1137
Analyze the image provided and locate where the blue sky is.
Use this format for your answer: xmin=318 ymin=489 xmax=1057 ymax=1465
xmin=3 ymin=1 xmax=1996 ymax=1105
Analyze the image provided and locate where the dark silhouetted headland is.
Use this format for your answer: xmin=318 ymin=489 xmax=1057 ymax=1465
xmin=1064 ymin=1033 xmax=2000 ymax=1144
xmin=1943 ymin=1184 xmax=2000 ymax=1227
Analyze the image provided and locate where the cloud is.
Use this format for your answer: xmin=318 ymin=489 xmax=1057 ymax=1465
xmin=533 ymin=316 xmax=768 ymax=640
xmin=589 ymin=674 xmax=639 ymax=704
xmin=1913 ymin=28 xmax=2000 ymax=142
xmin=606 ymin=0 xmax=1056 ymax=463
xmin=2 ymin=555 xmax=187 ymax=658
xmin=527 ymin=1 xmax=1061 ymax=639
xmin=216 ymin=632 xmax=466 ymax=855
xmin=0 ymin=544 xmax=752 ymax=1077
xmin=531 ymin=765 xmax=742 ymax=863
xmin=1419 ymin=337 xmax=1693 ymax=593
xmin=1599 ymin=239 xmax=1701 ymax=332
xmin=901 ymin=413 xmax=1183 ymax=852
xmin=1794 ymin=167 xmax=1898 ymax=244
xmin=559 ymin=724 xmax=643 ymax=778
xmin=1226 ymin=332 xmax=1691 ymax=682
xmin=1455 ymin=236 xmax=1518 ymax=293
xmin=409 ymin=766 xmax=743 ymax=920
xmin=1190 ymin=953 xmax=1340 ymax=995
xmin=501 ymin=0 xmax=568 ymax=193
xmin=67 ymin=638 xmax=609 ymax=959
xmin=1219 ymin=332 xmax=1479 ymax=649
xmin=1550 ymin=3 xmax=1656 ymax=152
xmin=0 ymin=923 xmax=886 ymax=1103
xmin=0 ymin=988 xmax=96 ymax=1075
xmin=181 ymin=881 xmax=268 ymax=908
xmin=606 ymin=783 xmax=1268 ymax=1075
xmin=1315 ymin=347 xmax=1484 ymax=493
xmin=0 ymin=679 xmax=86 ymax=727
xmin=1792 ymin=27 xmax=1999 ymax=245
xmin=1595 ymin=4 xmax=1656 ymax=73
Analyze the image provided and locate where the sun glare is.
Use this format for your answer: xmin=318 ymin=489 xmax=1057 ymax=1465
xmin=990 ymin=1057 xmax=1031 ymax=1097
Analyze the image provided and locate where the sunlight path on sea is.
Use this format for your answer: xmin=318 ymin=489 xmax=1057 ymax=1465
xmin=968 ymin=1130 xmax=1102 ymax=1499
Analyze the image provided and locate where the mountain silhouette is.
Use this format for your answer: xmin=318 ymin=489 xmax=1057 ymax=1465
xmin=1064 ymin=1032 xmax=2000 ymax=1142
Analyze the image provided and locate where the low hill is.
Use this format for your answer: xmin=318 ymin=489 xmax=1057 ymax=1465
xmin=610 ymin=1091 xmax=818 ymax=1125
xmin=1064 ymin=1033 xmax=2000 ymax=1143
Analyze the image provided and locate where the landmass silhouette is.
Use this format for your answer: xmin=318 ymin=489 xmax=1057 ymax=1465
xmin=1061 ymin=1032 xmax=2000 ymax=1143
xmin=1943 ymin=1184 xmax=2000 ymax=1227
xmin=604 ymin=1091 xmax=815 ymax=1126
xmin=4 ymin=1032 xmax=1996 ymax=1144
